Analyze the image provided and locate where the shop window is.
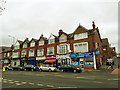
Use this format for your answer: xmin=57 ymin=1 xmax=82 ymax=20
xmin=37 ymin=48 xmax=44 ymax=56
xmin=47 ymin=47 xmax=54 ymax=55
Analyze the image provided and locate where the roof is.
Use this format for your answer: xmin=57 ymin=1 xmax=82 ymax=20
xmin=39 ymin=34 xmax=47 ymax=41
xmin=102 ymin=38 xmax=108 ymax=46
xmin=73 ymin=24 xmax=88 ymax=34
xmin=17 ymin=40 xmax=23 ymax=45
xmin=30 ymin=38 xmax=37 ymax=42
xmin=23 ymin=38 xmax=29 ymax=43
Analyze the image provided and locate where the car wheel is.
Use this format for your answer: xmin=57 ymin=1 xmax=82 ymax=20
xmin=39 ymin=69 xmax=42 ymax=72
xmin=49 ymin=69 xmax=52 ymax=72
xmin=31 ymin=69 xmax=34 ymax=71
xmin=24 ymin=69 xmax=27 ymax=71
xmin=61 ymin=69 xmax=64 ymax=72
xmin=73 ymin=70 xmax=77 ymax=73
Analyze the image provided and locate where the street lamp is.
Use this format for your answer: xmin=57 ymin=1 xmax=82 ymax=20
xmin=8 ymin=35 xmax=15 ymax=45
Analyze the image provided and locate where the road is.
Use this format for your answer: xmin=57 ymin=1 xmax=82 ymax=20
xmin=1 ymin=57 xmax=120 ymax=89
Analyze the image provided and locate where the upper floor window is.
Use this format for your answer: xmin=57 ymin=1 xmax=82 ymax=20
xmin=30 ymin=42 xmax=35 ymax=47
xmin=14 ymin=45 xmax=19 ymax=49
xmin=37 ymin=48 xmax=44 ymax=56
xmin=12 ymin=52 xmax=19 ymax=58
xmin=39 ymin=41 xmax=44 ymax=46
xmin=21 ymin=50 xmax=26 ymax=57
xmin=49 ymin=39 xmax=55 ymax=44
xmin=7 ymin=53 xmax=10 ymax=57
xmin=23 ymin=43 xmax=27 ymax=48
xmin=47 ymin=47 xmax=54 ymax=55
xmin=57 ymin=45 xmax=67 ymax=54
xmin=103 ymin=48 xmax=106 ymax=51
xmin=74 ymin=42 xmax=88 ymax=53
xmin=59 ymin=36 xmax=67 ymax=42
xmin=4 ymin=53 xmax=6 ymax=57
xmin=29 ymin=49 xmax=34 ymax=56
xmin=74 ymin=32 xmax=88 ymax=40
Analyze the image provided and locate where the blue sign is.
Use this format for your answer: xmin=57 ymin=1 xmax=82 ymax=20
xmin=70 ymin=52 xmax=93 ymax=58
xmin=28 ymin=57 xmax=36 ymax=61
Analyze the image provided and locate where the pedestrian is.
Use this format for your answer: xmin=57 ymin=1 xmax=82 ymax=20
xmin=118 ymin=65 xmax=119 ymax=69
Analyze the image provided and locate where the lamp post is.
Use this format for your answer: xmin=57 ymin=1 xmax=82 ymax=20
xmin=8 ymin=35 xmax=15 ymax=45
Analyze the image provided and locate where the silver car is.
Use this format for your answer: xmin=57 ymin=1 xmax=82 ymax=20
xmin=39 ymin=65 xmax=57 ymax=72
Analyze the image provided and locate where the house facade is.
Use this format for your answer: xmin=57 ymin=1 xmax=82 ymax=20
xmin=1 ymin=21 xmax=115 ymax=70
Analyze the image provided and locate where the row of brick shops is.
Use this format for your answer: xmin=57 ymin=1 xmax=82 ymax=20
xmin=2 ymin=52 xmax=100 ymax=70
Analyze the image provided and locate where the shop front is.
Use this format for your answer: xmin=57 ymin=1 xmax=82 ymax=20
xmin=3 ymin=59 xmax=10 ymax=66
xmin=36 ymin=56 xmax=45 ymax=66
xmin=21 ymin=57 xmax=27 ymax=66
xmin=11 ymin=58 xmax=21 ymax=67
xmin=70 ymin=52 xmax=96 ymax=70
xmin=44 ymin=56 xmax=56 ymax=67
xmin=56 ymin=54 xmax=71 ymax=67
xmin=27 ymin=57 xmax=37 ymax=66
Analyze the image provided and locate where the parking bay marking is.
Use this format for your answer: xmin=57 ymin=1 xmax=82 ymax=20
xmin=29 ymin=83 xmax=34 ymax=85
xmin=14 ymin=81 xmax=19 ymax=83
xmin=47 ymin=85 xmax=54 ymax=87
xmin=37 ymin=84 xmax=44 ymax=86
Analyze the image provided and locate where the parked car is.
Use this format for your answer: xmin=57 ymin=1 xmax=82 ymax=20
xmin=39 ymin=64 xmax=57 ymax=72
xmin=3 ymin=66 xmax=13 ymax=70
xmin=12 ymin=65 xmax=25 ymax=71
xmin=24 ymin=65 xmax=39 ymax=71
xmin=59 ymin=64 xmax=82 ymax=73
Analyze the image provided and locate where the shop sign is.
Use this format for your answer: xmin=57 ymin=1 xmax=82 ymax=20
xmin=96 ymin=52 xmax=99 ymax=55
xmin=70 ymin=53 xmax=77 ymax=58
xmin=28 ymin=57 xmax=36 ymax=60
xmin=56 ymin=55 xmax=69 ymax=59
xmin=45 ymin=56 xmax=56 ymax=60
xmin=36 ymin=57 xmax=45 ymax=60
xmin=72 ymin=62 xmax=80 ymax=66
xmin=70 ymin=52 xmax=93 ymax=58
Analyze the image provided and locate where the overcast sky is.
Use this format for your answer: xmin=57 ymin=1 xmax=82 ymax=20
xmin=0 ymin=0 xmax=119 ymax=52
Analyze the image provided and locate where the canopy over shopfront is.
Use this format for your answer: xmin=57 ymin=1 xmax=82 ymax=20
xmin=44 ymin=60 xmax=56 ymax=63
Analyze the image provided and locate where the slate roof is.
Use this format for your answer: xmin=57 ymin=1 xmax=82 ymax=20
xmin=73 ymin=24 xmax=88 ymax=34
xmin=17 ymin=40 xmax=23 ymax=45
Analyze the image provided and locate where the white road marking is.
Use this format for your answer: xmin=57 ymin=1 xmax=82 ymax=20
xmin=108 ymin=78 xmax=118 ymax=80
xmin=74 ymin=77 xmax=85 ymax=78
xmin=3 ymin=81 xmax=7 ymax=83
xmin=9 ymin=82 xmax=14 ymax=84
xmin=16 ymin=83 xmax=21 ymax=86
xmin=21 ymin=82 xmax=27 ymax=84
xmin=37 ymin=84 xmax=44 ymax=86
xmin=47 ymin=85 xmax=54 ymax=87
xmin=14 ymin=81 xmax=19 ymax=82
xmin=3 ymin=79 xmax=7 ymax=80
xmin=94 ymin=81 xmax=103 ymax=83
xmin=8 ymin=80 xmax=13 ymax=81
xmin=29 ymin=83 xmax=34 ymax=85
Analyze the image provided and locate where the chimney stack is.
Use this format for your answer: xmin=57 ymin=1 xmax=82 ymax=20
xmin=58 ymin=29 xmax=63 ymax=36
xmin=92 ymin=21 xmax=95 ymax=31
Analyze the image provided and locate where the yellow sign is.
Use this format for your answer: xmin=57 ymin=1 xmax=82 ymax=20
xmin=3 ymin=68 xmax=5 ymax=71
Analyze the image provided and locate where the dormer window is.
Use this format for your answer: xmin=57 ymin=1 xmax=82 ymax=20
xmin=74 ymin=32 xmax=88 ymax=40
xmin=14 ymin=45 xmax=19 ymax=49
xmin=23 ymin=43 xmax=27 ymax=48
xmin=59 ymin=36 xmax=67 ymax=42
xmin=39 ymin=40 xmax=44 ymax=46
xmin=49 ymin=38 xmax=55 ymax=44
xmin=30 ymin=41 xmax=35 ymax=47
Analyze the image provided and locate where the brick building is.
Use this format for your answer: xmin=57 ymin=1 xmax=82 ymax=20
xmin=2 ymin=21 xmax=114 ymax=70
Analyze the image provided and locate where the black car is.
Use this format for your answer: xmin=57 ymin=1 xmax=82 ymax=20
xmin=59 ymin=64 xmax=82 ymax=73
xmin=12 ymin=65 xmax=25 ymax=71
xmin=24 ymin=65 xmax=39 ymax=71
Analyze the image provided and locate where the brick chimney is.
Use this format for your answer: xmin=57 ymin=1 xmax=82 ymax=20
xmin=92 ymin=21 xmax=95 ymax=31
xmin=58 ymin=29 xmax=63 ymax=36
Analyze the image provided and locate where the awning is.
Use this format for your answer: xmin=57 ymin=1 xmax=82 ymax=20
xmin=44 ymin=60 xmax=56 ymax=63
